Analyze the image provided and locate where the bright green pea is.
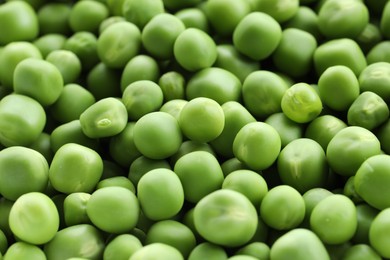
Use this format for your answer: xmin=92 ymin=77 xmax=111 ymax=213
xmin=49 ymin=143 xmax=103 ymax=194
xmin=86 ymin=187 xmax=139 ymax=234
xmin=194 ymin=189 xmax=258 ymax=247
xmin=254 ymin=0 xmax=299 ymax=23
xmin=188 ymin=242 xmax=227 ymax=260
xmin=44 ymin=224 xmax=105 ymax=260
xmin=326 ymin=126 xmax=381 ymax=177
xmin=174 ymin=28 xmax=217 ymax=72
xmin=159 ymin=99 xmax=188 ymax=120
xmin=302 ymin=188 xmax=333 ymax=225
xmin=356 ymin=23 xmax=383 ymax=54
xmin=133 ymin=112 xmax=182 ymax=159
xmin=174 ymin=151 xmax=224 ymax=203
xmin=158 ymin=71 xmax=185 ymax=102
xmin=352 ymin=204 xmax=379 ymax=244
xmin=33 ymin=34 xmax=67 ymax=58
xmin=270 ymin=229 xmax=330 ymax=260
xmin=236 ymin=242 xmax=270 ymax=260
xmin=284 ymin=6 xmax=322 ymax=41
xmin=142 ymin=13 xmax=186 ymax=60
xmin=179 ymin=97 xmax=225 ymax=143
xmin=318 ymin=0 xmax=369 ymax=39
xmin=128 ymin=156 xmax=171 ymax=186
xmin=46 ymin=50 xmax=82 ymax=84
xmin=369 ymin=208 xmax=390 ymax=258
xmin=68 ymin=0 xmax=109 ymax=34
xmin=170 ymin=141 xmax=216 ymax=167
xmin=37 ymin=3 xmax=72 ymax=35
xmin=310 ymin=194 xmax=357 ymax=244
xmin=175 ymin=8 xmax=210 ymax=33
xmin=342 ymin=244 xmax=382 ymax=260
xmin=97 ymin=21 xmax=141 ymax=69
xmin=243 ymin=70 xmax=288 ymax=119
xmin=359 ymin=62 xmax=390 ymax=103
xmin=138 ymin=168 xmax=184 ymax=221
xmin=0 ymin=1 xmax=39 ymax=45
xmin=189 ymin=68 xmax=242 ymax=105
xmin=86 ymin=62 xmax=122 ymax=100
xmin=103 ymin=234 xmax=142 ymax=260
xmin=233 ymin=12 xmax=282 ymax=61
xmin=122 ymin=0 xmax=165 ymax=29
xmin=79 ymin=97 xmax=128 ymax=138
xmin=347 ymin=91 xmax=389 ymax=130
xmin=233 ymin=122 xmax=281 ymax=170
xmin=0 ymin=94 xmax=46 ymax=147
xmin=260 ymin=185 xmax=305 ymax=230
xmin=0 ymin=147 xmax=48 ymax=201
xmin=96 ymin=176 xmax=135 ymax=193
xmin=130 ymin=243 xmax=183 ymax=260
xmin=99 ymin=16 xmax=126 ymax=34
xmin=120 ymin=55 xmax=160 ymax=92
xmin=366 ymin=41 xmax=390 ymax=64
xmin=0 ymin=41 xmax=42 ymax=88
xmin=3 ymin=242 xmax=46 ymax=260
xmin=210 ymin=101 xmax=256 ymax=158
xmin=9 ymin=192 xmax=59 ymax=245
xmin=122 ymin=80 xmax=163 ymax=120
xmin=63 ymin=192 xmax=91 ymax=227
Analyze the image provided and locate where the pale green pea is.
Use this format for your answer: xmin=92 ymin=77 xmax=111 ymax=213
xmin=188 ymin=242 xmax=227 ymax=260
xmin=369 ymin=208 xmax=390 ymax=258
xmin=96 ymin=176 xmax=135 ymax=193
xmin=159 ymin=99 xmax=188 ymax=120
xmin=99 ymin=16 xmax=126 ymax=34
xmin=342 ymin=244 xmax=382 ymax=260
xmin=359 ymin=62 xmax=390 ymax=103
xmin=46 ymin=50 xmax=82 ymax=84
xmin=130 ymin=243 xmax=183 ymax=260
xmin=103 ymin=234 xmax=142 ymax=260
xmin=3 ymin=242 xmax=46 ymax=260
xmin=63 ymin=192 xmax=91 ymax=227
xmin=33 ymin=34 xmax=67 ymax=58
xmin=122 ymin=0 xmax=165 ymax=29
xmin=68 ymin=0 xmax=109 ymax=34
xmin=170 ymin=140 xmax=215 ymax=166
xmin=158 ymin=71 xmax=185 ymax=102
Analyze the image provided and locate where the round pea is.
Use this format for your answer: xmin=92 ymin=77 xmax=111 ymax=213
xmin=122 ymin=0 xmax=165 ymax=29
xmin=128 ymin=156 xmax=171 ymax=186
xmin=188 ymin=242 xmax=227 ymax=260
xmin=254 ymin=0 xmax=299 ymax=23
xmin=130 ymin=243 xmax=183 ymax=260
xmin=46 ymin=50 xmax=82 ymax=84
xmin=103 ymin=234 xmax=142 ymax=260
xmin=381 ymin=1 xmax=390 ymax=39
xmin=158 ymin=71 xmax=185 ymax=102
xmin=33 ymin=34 xmax=67 ymax=58
xmin=86 ymin=62 xmax=122 ymax=100
xmin=235 ymin=242 xmax=270 ymax=260
xmin=99 ymin=16 xmax=126 ymax=34
xmin=359 ymin=62 xmax=390 ymax=103
xmin=3 ymin=242 xmax=46 ymax=260
xmin=68 ymin=0 xmax=109 ymax=34
xmin=284 ymin=6 xmax=322 ymax=41
xmin=356 ymin=23 xmax=383 ymax=53
xmin=37 ymin=3 xmax=72 ymax=35
xmin=174 ymin=8 xmax=210 ymax=33
xmin=302 ymin=188 xmax=333 ymax=224
xmin=159 ymin=99 xmax=188 ymax=120
xmin=9 ymin=192 xmax=59 ymax=245
xmin=96 ymin=176 xmax=135 ymax=193
xmin=63 ymin=192 xmax=91 ymax=227
xmin=342 ymin=244 xmax=382 ymax=260
xmin=366 ymin=41 xmax=390 ymax=64
xmin=352 ymin=204 xmax=379 ymax=244
xmin=369 ymin=208 xmax=390 ymax=258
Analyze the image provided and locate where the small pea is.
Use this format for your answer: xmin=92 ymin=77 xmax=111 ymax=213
xmin=103 ymin=234 xmax=142 ymax=260
xmin=46 ymin=50 xmax=82 ymax=84
xmin=265 ymin=112 xmax=304 ymax=147
xmin=129 ymin=243 xmax=183 ymax=260
xmin=122 ymin=0 xmax=165 ymax=29
xmin=33 ymin=34 xmax=67 ymax=58
xmin=68 ymin=0 xmax=109 ymax=34
xmin=63 ymin=192 xmax=91 ymax=227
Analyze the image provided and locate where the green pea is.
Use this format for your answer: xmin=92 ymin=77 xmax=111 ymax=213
xmin=325 ymin=242 xmax=352 ymax=260
xmin=381 ymin=1 xmax=390 ymax=39
xmin=270 ymin=229 xmax=330 ymax=260
xmin=138 ymin=168 xmax=184 ymax=221
xmin=9 ymin=192 xmax=59 ymax=245
xmin=369 ymin=208 xmax=390 ymax=258
xmin=302 ymin=188 xmax=333 ymax=225
xmin=310 ymin=194 xmax=357 ymax=244
xmin=0 ymin=94 xmax=46 ymax=147
xmin=0 ymin=147 xmax=48 ymax=201
xmin=326 ymin=126 xmax=381 ymax=177
xmin=318 ymin=0 xmax=369 ymax=39
xmin=106 ymin=0 xmax=126 ymax=16
xmin=233 ymin=122 xmax=281 ymax=171
xmin=0 ymin=229 xmax=7 ymax=255
xmin=101 ymin=160 xmax=127 ymax=180
xmin=46 ymin=50 xmax=82 ymax=84
xmin=194 ymin=189 xmax=258 ymax=247
xmin=352 ymin=204 xmax=379 ymax=244
xmin=68 ymin=0 xmax=109 ymax=34
xmin=0 ymin=41 xmax=42 ymax=88
xmin=159 ymin=99 xmax=188 ymax=120
xmin=142 ymin=13 xmax=186 ymax=60
xmin=233 ymin=12 xmax=282 ymax=61
xmin=376 ymin=118 xmax=390 ymax=154
xmin=174 ymin=8 xmax=210 ymax=33
xmin=79 ymin=97 xmax=128 ymax=138
xmin=86 ymin=186 xmax=139 ymax=233
xmin=96 ymin=176 xmax=135 ymax=193
xmin=343 ymin=176 xmax=363 ymax=204
xmin=122 ymin=0 xmax=165 ymax=29
xmin=97 ymin=21 xmax=141 ymax=69
xmin=49 ymin=143 xmax=103 ymax=194
xmin=133 ymin=112 xmax=182 ymax=159
xmin=120 ymin=55 xmax=160 ymax=92
xmin=128 ymin=156 xmax=171 ymax=186
xmin=99 ymin=16 xmax=126 ymax=34
xmin=284 ymin=6 xmax=322 ymax=41
xmin=0 ymin=1 xmax=39 ymax=45
xmin=356 ymin=23 xmax=383 ymax=54
xmin=63 ymin=192 xmax=91 ymax=227
xmin=210 ymin=101 xmax=256 ymax=158
xmin=253 ymin=0 xmax=299 ymax=23
xmin=179 ymin=97 xmax=225 ymax=143
xmin=44 ymin=224 xmax=105 ymax=260
xmin=158 ymin=71 xmax=185 ymax=102
xmin=103 ymin=234 xmax=142 ymax=260
xmin=50 ymin=120 xmax=100 ymax=153
xmin=359 ymin=62 xmax=390 ymax=103
xmin=366 ymin=41 xmax=390 ymax=64
xmin=260 ymin=185 xmax=305 ymax=230
xmin=228 ymin=256 xmax=257 ymax=260
xmin=347 ymin=91 xmax=389 ymax=130
xmin=221 ymin=158 xmax=251 ymax=177
xmin=122 ymin=80 xmax=164 ymax=120
xmin=235 ymin=242 xmax=270 ymax=260
xmin=314 ymin=38 xmax=367 ymax=76
xmin=163 ymin=0 xmax=202 ymax=11
xmin=242 ymin=70 xmax=289 ymax=120
xmin=174 ymin=28 xmax=217 ymax=71
xmin=187 ymin=68 xmax=241 ymax=104
xmin=342 ymin=244 xmax=382 ymax=260
xmin=130 ymin=243 xmax=183 ymax=260
xmin=188 ymin=242 xmax=227 ymax=260
xmin=174 ymin=151 xmax=224 ymax=203
xmin=281 ymin=82 xmax=322 ymax=123
xmin=37 ymin=3 xmax=72 ymax=35
xmin=33 ymin=34 xmax=67 ymax=58
xmin=86 ymin=62 xmax=122 ymax=100
xmin=3 ymin=242 xmax=46 ymax=260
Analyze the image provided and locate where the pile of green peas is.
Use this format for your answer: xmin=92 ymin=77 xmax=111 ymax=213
xmin=1 ymin=0 xmax=390 ymax=259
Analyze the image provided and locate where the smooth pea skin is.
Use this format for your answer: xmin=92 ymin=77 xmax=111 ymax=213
xmin=103 ymin=234 xmax=142 ymax=260
xmin=326 ymin=126 xmax=381 ymax=176
xmin=63 ymin=192 xmax=91 ymax=227
xmin=366 ymin=41 xmax=390 ymax=64
xmin=130 ymin=243 xmax=183 ymax=260
xmin=236 ymin=242 xmax=270 ymax=260
xmin=159 ymin=99 xmax=188 ymax=120
xmin=128 ymin=156 xmax=171 ymax=186
xmin=277 ymin=138 xmax=328 ymax=193
xmin=0 ymin=147 xmax=48 ymax=201
xmin=281 ymin=82 xmax=322 ymax=123
xmin=174 ymin=28 xmax=217 ymax=71
xmin=194 ymin=189 xmax=258 ymax=247
xmin=37 ymin=3 xmax=72 ymax=35
xmin=260 ymin=185 xmax=305 ymax=230
xmin=254 ymin=0 xmax=299 ymax=23
xmin=79 ymin=97 xmax=128 ymax=138
xmin=49 ymin=143 xmax=103 ymax=194
xmin=188 ymin=242 xmax=227 ymax=260
xmin=381 ymin=1 xmax=390 ymax=39
xmin=96 ymin=176 xmax=135 ymax=193
xmin=137 ymin=169 xmax=184 ymax=221
xmin=175 ymin=7 xmax=210 ymax=33
xmin=342 ymin=244 xmax=382 ymax=260
xmin=270 ymin=229 xmax=330 ymax=260
xmin=359 ymin=62 xmax=390 ymax=103
xmin=233 ymin=122 xmax=281 ymax=171
xmin=86 ymin=62 xmax=122 ymax=100
xmin=122 ymin=0 xmax=165 ymax=29
xmin=33 ymin=34 xmax=67 ymax=58
xmin=9 ymin=192 xmax=59 ymax=245
xmin=233 ymin=12 xmax=282 ymax=61
xmin=352 ymin=204 xmax=379 ymax=244
xmin=310 ymin=194 xmax=357 ymax=244
xmin=68 ymin=0 xmax=109 ymax=34
xmin=302 ymin=188 xmax=333 ymax=224
xmin=369 ymin=208 xmax=390 ymax=258
xmin=347 ymin=91 xmax=389 ymax=130
xmin=46 ymin=50 xmax=82 ymax=84
xmin=3 ymin=242 xmax=46 ymax=260
xmin=158 ymin=71 xmax=185 ymax=101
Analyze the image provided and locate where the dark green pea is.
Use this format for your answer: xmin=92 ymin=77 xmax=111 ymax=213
xmin=170 ymin=140 xmax=216 ymax=166
xmin=128 ymin=156 xmax=171 ymax=187
xmin=33 ymin=34 xmax=67 ymax=58
xmin=376 ymin=118 xmax=390 ymax=154
xmin=37 ymin=3 xmax=72 ymax=35
xmin=46 ymin=50 xmax=82 ymax=84
xmin=86 ymin=62 xmax=122 ymax=100
xmin=352 ymin=204 xmax=379 ymax=244
xmin=122 ymin=0 xmax=165 ymax=29
xmin=220 ymin=157 xmax=250 ymax=177
xmin=356 ymin=23 xmax=383 ymax=54
xmin=347 ymin=91 xmax=389 ymax=130
xmin=343 ymin=176 xmax=363 ymax=204
xmin=101 ymin=160 xmax=126 ymax=180
xmin=0 ymin=198 xmax=13 ymax=239
xmin=284 ymin=6 xmax=322 ymax=41
xmin=381 ymin=1 xmax=390 ymax=39
xmin=366 ymin=41 xmax=390 ymax=64
xmin=68 ymin=0 xmax=109 ymax=34
xmin=158 ymin=71 xmax=185 ymax=102
xmin=174 ymin=8 xmax=210 ymax=33
xmin=63 ymin=192 xmax=91 ymax=227
xmin=28 ymin=132 xmax=53 ymax=164
xmin=359 ymin=62 xmax=390 ymax=103
xmin=0 ymin=229 xmax=7 ymax=255
xmin=163 ymin=0 xmax=203 ymax=11
xmin=106 ymin=0 xmax=126 ymax=16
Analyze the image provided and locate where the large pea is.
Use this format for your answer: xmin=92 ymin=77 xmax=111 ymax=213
xmin=103 ymin=234 xmax=142 ymax=260
xmin=369 ymin=208 xmax=390 ymax=258
xmin=46 ymin=50 xmax=82 ymax=84
xmin=128 ymin=156 xmax=171 ymax=187
xmin=359 ymin=62 xmax=390 ymax=103
xmin=3 ymin=242 xmax=46 ymax=260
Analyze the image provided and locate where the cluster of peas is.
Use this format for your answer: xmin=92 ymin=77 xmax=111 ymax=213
xmin=1 ymin=0 xmax=390 ymax=259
